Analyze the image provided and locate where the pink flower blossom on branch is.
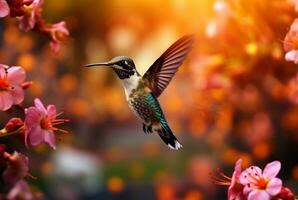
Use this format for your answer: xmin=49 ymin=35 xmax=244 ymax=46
xmin=228 ymin=159 xmax=245 ymax=200
xmin=6 ymin=0 xmax=33 ymax=17
xmin=2 ymin=151 xmax=29 ymax=186
xmin=285 ymin=50 xmax=298 ymax=64
xmin=213 ymin=160 xmax=297 ymax=200
xmin=43 ymin=21 xmax=69 ymax=53
xmin=0 ymin=64 xmax=27 ymax=111
xmin=6 ymin=180 xmax=44 ymax=200
xmin=17 ymin=0 xmax=43 ymax=31
xmin=212 ymin=159 xmax=245 ymax=200
xmin=239 ymin=161 xmax=282 ymax=200
xmin=0 ymin=0 xmax=9 ymax=17
xmin=25 ymin=98 xmax=69 ymax=149
xmin=284 ymin=18 xmax=298 ymax=64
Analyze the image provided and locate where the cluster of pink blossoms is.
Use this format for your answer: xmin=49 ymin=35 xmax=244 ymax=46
xmin=0 ymin=64 xmax=69 ymax=148
xmin=0 ymin=1 xmax=69 ymax=198
xmin=0 ymin=64 xmax=68 ymax=199
xmin=214 ymin=159 xmax=296 ymax=200
xmin=0 ymin=0 xmax=69 ymax=53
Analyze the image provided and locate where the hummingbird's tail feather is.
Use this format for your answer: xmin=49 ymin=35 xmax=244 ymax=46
xmin=154 ymin=122 xmax=182 ymax=150
xmin=158 ymin=132 xmax=182 ymax=150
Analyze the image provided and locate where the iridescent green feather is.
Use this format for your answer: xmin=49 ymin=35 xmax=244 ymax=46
xmin=145 ymin=93 xmax=170 ymax=131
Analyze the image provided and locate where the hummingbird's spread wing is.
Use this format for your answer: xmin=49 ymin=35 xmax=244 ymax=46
xmin=143 ymin=35 xmax=195 ymax=97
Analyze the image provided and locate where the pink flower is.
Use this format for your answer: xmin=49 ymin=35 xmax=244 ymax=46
xmin=25 ymin=98 xmax=69 ymax=149
xmin=17 ymin=0 xmax=43 ymax=31
xmin=0 ymin=0 xmax=9 ymax=17
xmin=43 ymin=21 xmax=69 ymax=53
xmin=7 ymin=180 xmax=44 ymax=200
xmin=0 ymin=64 xmax=26 ymax=111
xmin=228 ymin=159 xmax=245 ymax=200
xmin=2 ymin=151 xmax=29 ymax=186
xmin=284 ymin=19 xmax=298 ymax=64
xmin=211 ymin=159 xmax=245 ymax=200
xmin=285 ymin=50 xmax=298 ymax=64
xmin=240 ymin=161 xmax=282 ymax=200
xmin=6 ymin=0 xmax=33 ymax=17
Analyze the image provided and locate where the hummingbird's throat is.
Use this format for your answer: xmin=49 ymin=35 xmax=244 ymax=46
xmin=113 ymin=68 xmax=135 ymax=80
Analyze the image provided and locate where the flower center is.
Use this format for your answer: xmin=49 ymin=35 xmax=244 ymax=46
xmin=256 ymin=178 xmax=268 ymax=190
xmin=40 ymin=117 xmax=52 ymax=130
xmin=55 ymin=30 xmax=67 ymax=41
xmin=0 ymin=76 xmax=9 ymax=91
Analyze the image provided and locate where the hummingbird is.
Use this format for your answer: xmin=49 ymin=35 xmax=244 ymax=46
xmin=85 ymin=35 xmax=194 ymax=150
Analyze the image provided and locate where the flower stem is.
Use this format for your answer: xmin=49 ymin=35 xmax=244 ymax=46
xmin=0 ymin=126 xmax=24 ymax=138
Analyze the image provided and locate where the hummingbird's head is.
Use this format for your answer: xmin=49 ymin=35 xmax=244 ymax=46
xmin=85 ymin=56 xmax=139 ymax=79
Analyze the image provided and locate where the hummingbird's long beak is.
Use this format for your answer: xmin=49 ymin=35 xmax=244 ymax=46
xmin=84 ymin=61 xmax=114 ymax=68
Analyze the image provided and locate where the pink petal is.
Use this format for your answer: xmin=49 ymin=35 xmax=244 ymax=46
xmin=0 ymin=0 xmax=9 ymax=18
xmin=17 ymin=0 xmax=44 ymax=32
xmin=44 ymin=132 xmax=56 ymax=149
xmin=28 ymin=126 xmax=44 ymax=146
xmin=50 ymin=41 xmax=62 ymax=54
xmin=25 ymin=107 xmax=42 ymax=127
xmin=52 ymin=21 xmax=69 ymax=36
xmin=240 ymin=166 xmax=262 ymax=185
xmin=285 ymin=50 xmax=298 ymax=64
xmin=229 ymin=159 xmax=243 ymax=193
xmin=243 ymin=185 xmax=254 ymax=196
xmin=228 ymin=187 xmax=245 ymax=200
xmin=34 ymin=98 xmax=47 ymax=115
xmin=7 ymin=66 xmax=26 ymax=85
xmin=248 ymin=190 xmax=270 ymax=200
xmin=290 ymin=18 xmax=298 ymax=32
xmin=266 ymin=178 xmax=282 ymax=196
xmin=47 ymin=104 xmax=56 ymax=117
xmin=0 ymin=64 xmax=7 ymax=79
xmin=0 ymin=91 xmax=13 ymax=111
xmin=17 ymin=13 xmax=36 ymax=32
xmin=2 ymin=152 xmax=29 ymax=186
xmin=7 ymin=180 xmax=30 ymax=199
xmin=263 ymin=161 xmax=281 ymax=179
xmin=10 ymin=86 xmax=24 ymax=105
xmin=32 ymin=0 xmax=44 ymax=8
xmin=0 ymin=64 xmax=7 ymax=72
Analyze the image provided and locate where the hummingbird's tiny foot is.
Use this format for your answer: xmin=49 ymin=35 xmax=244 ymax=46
xmin=143 ymin=124 xmax=152 ymax=134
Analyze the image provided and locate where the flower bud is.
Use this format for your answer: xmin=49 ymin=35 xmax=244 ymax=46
xmin=4 ymin=118 xmax=25 ymax=134
xmin=275 ymin=187 xmax=295 ymax=200
xmin=2 ymin=152 xmax=29 ymax=186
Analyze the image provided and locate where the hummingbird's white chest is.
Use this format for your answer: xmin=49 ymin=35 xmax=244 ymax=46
xmin=122 ymin=74 xmax=141 ymax=100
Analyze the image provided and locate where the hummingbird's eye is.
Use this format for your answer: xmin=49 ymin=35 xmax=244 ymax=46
xmin=121 ymin=60 xmax=130 ymax=69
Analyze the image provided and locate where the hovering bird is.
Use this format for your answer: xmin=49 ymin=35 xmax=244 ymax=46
xmin=85 ymin=35 xmax=194 ymax=150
